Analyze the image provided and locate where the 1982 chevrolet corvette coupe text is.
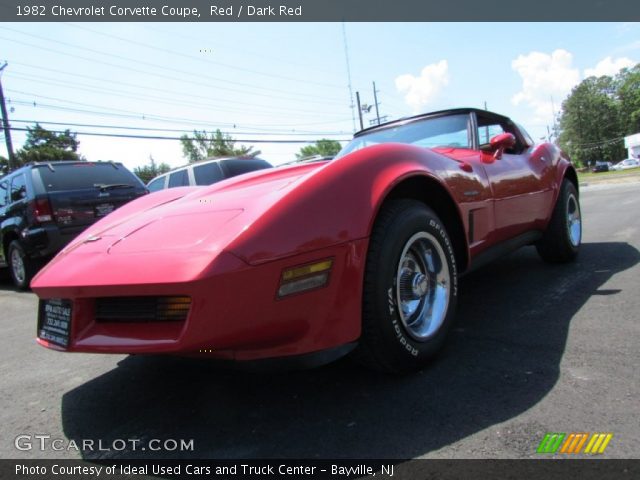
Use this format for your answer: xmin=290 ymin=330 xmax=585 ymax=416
xmin=32 ymin=108 xmax=581 ymax=373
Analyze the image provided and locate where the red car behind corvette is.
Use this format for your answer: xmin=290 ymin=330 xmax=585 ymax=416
xmin=32 ymin=108 xmax=581 ymax=373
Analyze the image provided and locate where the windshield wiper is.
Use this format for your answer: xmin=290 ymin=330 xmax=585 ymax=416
xmin=93 ymin=183 xmax=134 ymax=191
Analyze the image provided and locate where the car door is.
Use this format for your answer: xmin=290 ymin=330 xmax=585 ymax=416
xmin=472 ymin=112 xmax=553 ymax=240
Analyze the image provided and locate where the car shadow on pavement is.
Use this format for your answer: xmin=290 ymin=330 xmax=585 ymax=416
xmin=60 ymin=242 xmax=640 ymax=459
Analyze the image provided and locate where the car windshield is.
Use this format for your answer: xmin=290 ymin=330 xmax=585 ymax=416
xmin=336 ymin=114 xmax=471 ymax=159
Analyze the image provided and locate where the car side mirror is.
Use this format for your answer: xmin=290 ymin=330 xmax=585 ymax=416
xmin=490 ymin=133 xmax=516 ymax=160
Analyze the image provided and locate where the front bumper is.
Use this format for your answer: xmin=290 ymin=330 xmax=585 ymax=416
xmin=34 ymin=240 xmax=368 ymax=362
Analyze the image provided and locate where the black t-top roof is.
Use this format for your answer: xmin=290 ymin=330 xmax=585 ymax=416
xmin=354 ymin=107 xmax=512 ymax=137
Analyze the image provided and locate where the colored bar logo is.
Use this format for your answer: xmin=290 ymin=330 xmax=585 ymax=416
xmin=537 ymin=433 xmax=613 ymax=454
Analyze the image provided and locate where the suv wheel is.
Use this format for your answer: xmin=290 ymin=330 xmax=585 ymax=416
xmin=8 ymin=241 xmax=38 ymax=290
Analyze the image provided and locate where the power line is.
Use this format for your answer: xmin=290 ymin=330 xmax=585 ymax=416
xmin=9 ymin=62 xmax=346 ymax=112
xmin=8 ymin=98 xmax=354 ymax=129
xmin=571 ymin=136 xmax=625 ymax=149
xmin=63 ymin=23 xmax=346 ymax=90
xmin=142 ymin=24 xmax=345 ymax=80
xmin=9 ymin=119 xmax=351 ymax=136
xmin=0 ymin=32 xmax=346 ymax=105
xmin=7 ymin=75 xmax=346 ymax=119
xmin=6 ymin=126 xmax=350 ymax=143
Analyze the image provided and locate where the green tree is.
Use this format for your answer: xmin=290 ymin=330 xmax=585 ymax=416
xmin=0 ymin=155 xmax=9 ymax=175
xmin=133 ymin=155 xmax=171 ymax=184
xmin=15 ymin=124 xmax=83 ymax=164
xmin=617 ymin=65 xmax=640 ymax=135
xmin=558 ymin=76 xmax=625 ymax=166
xmin=296 ymin=139 xmax=342 ymax=159
xmin=180 ymin=129 xmax=259 ymax=163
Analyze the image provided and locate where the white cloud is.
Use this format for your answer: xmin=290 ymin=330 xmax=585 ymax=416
xmin=614 ymin=40 xmax=640 ymax=53
xmin=395 ymin=60 xmax=449 ymax=113
xmin=511 ymin=49 xmax=580 ymax=123
xmin=584 ymin=56 xmax=635 ymax=77
xmin=511 ymin=49 xmax=637 ymax=125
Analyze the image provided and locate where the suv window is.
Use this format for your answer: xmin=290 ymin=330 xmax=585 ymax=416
xmin=168 ymin=169 xmax=189 ymax=188
xmin=37 ymin=163 xmax=139 ymax=191
xmin=222 ymin=159 xmax=272 ymax=177
xmin=10 ymin=174 xmax=27 ymax=203
xmin=0 ymin=180 xmax=8 ymax=207
xmin=147 ymin=176 xmax=166 ymax=192
xmin=193 ymin=162 xmax=224 ymax=185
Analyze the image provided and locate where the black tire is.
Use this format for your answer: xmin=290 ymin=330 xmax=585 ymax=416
xmin=8 ymin=241 xmax=38 ymax=290
xmin=536 ymin=179 xmax=581 ymax=263
xmin=356 ymin=199 xmax=459 ymax=373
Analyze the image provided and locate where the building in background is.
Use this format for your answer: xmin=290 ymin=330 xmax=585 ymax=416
xmin=624 ymin=133 xmax=640 ymax=159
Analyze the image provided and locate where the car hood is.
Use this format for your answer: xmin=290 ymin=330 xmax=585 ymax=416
xmin=32 ymin=163 xmax=326 ymax=289
xmin=73 ymin=162 xmax=327 ymax=254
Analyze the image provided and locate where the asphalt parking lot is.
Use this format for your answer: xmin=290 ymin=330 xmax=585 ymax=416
xmin=1 ymin=182 xmax=639 ymax=460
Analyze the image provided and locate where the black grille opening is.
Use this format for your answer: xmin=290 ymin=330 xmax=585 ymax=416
xmin=95 ymin=296 xmax=191 ymax=322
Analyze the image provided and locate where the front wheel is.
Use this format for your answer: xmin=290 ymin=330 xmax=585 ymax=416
xmin=536 ymin=179 xmax=581 ymax=263
xmin=356 ymin=200 xmax=458 ymax=373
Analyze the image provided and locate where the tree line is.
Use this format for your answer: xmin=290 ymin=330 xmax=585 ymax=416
xmin=0 ymin=125 xmax=342 ymax=183
xmin=558 ymin=64 xmax=640 ymax=166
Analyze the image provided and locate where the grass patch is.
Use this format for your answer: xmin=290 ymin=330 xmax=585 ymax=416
xmin=578 ymin=168 xmax=640 ymax=181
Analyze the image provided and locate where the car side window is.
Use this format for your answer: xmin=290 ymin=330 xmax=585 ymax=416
xmin=193 ymin=162 xmax=224 ymax=185
xmin=10 ymin=174 xmax=27 ymax=203
xmin=167 ymin=169 xmax=189 ymax=188
xmin=0 ymin=180 xmax=8 ymax=208
xmin=478 ymin=124 xmax=505 ymax=146
xmin=147 ymin=176 xmax=166 ymax=192
xmin=476 ymin=116 xmax=523 ymax=154
xmin=221 ymin=159 xmax=272 ymax=178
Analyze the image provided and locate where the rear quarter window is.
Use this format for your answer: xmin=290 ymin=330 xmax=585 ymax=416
xmin=193 ymin=162 xmax=224 ymax=185
xmin=0 ymin=180 xmax=8 ymax=207
xmin=147 ymin=176 xmax=166 ymax=192
xmin=221 ymin=159 xmax=272 ymax=178
xmin=167 ymin=169 xmax=189 ymax=188
xmin=10 ymin=174 xmax=27 ymax=202
xmin=37 ymin=163 xmax=140 ymax=192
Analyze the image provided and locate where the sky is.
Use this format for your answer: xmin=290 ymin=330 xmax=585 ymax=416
xmin=0 ymin=22 xmax=638 ymax=172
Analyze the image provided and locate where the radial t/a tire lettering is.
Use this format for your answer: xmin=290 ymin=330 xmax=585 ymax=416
xmin=356 ymin=199 xmax=458 ymax=373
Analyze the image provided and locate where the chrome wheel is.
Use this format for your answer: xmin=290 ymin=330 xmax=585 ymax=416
xmin=396 ymin=232 xmax=450 ymax=341
xmin=567 ymin=193 xmax=581 ymax=247
xmin=10 ymin=248 xmax=26 ymax=286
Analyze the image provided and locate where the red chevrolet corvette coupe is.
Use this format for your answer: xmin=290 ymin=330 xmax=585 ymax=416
xmin=32 ymin=108 xmax=581 ymax=373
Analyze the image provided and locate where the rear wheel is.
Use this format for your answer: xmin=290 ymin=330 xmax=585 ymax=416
xmin=356 ymin=200 xmax=458 ymax=373
xmin=536 ymin=179 xmax=581 ymax=263
xmin=8 ymin=241 xmax=38 ymax=290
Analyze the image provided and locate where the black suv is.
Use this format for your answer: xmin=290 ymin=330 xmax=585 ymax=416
xmin=0 ymin=161 xmax=148 ymax=289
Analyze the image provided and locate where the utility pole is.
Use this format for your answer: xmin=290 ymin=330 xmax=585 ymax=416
xmin=0 ymin=62 xmax=16 ymax=171
xmin=342 ymin=23 xmax=356 ymax=133
xmin=372 ymin=81 xmax=381 ymax=126
xmin=356 ymin=91 xmax=364 ymax=131
xmin=483 ymin=101 xmax=489 ymax=143
xmin=550 ymin=95 xmax=558 ymax=142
